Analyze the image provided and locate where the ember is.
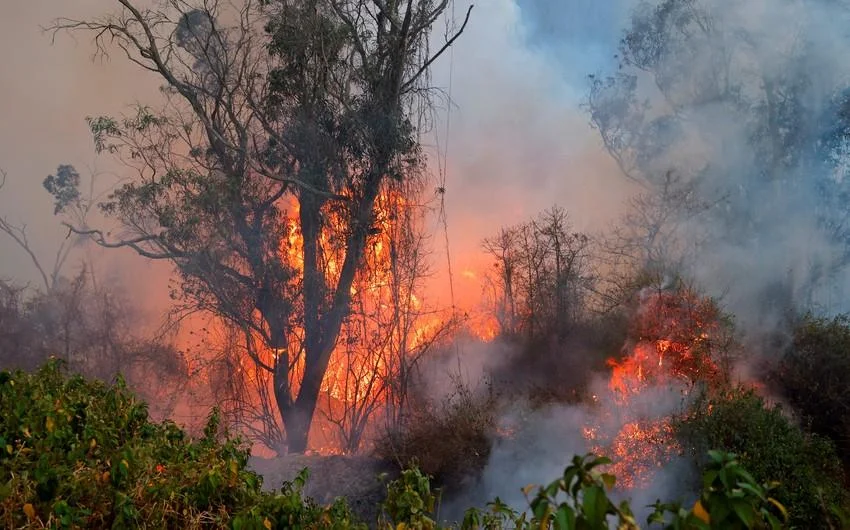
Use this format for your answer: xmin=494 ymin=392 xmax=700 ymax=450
xmin=585 ymin=284 xmax=730 ymax=488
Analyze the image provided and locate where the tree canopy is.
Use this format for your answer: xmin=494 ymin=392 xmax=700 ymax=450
xmin=47 ymin=0 xmax=471 ymax=453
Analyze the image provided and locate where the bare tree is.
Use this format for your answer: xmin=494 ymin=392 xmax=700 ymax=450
xmin=482 ymin=227 xmax=519 ymax=336
xmin=48 ymin=0 xmax=471 ymax=453
xmin=596 ymin=171 xmax=714 ymax=312
xmin=0 ymin=167 xmax=83 ymax=292
xmin=483 ymin=206 xmax=594 ymax=342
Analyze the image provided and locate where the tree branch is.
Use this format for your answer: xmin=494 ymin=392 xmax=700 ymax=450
xmin=401 ymin=4 xmax=472 ymax=93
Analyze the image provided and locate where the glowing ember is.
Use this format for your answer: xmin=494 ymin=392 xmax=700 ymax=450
xmin=585 ymin=286 xmax=728 ymax=488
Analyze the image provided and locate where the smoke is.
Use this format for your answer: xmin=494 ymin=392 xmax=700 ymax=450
xmin=439 ymin=374 xmax=697 ymax=523
xmin=598 ymin=0 xmax=850 ymax=329
xmin=468 ymin=0 xmax=850 ymax=336
xmin=424 ymin=0 xmax=636 ymax=308
xmin=432 ymin=0 xmax=850 ymax=519
xmin=0 ymin=1 xmax=174 ymax=326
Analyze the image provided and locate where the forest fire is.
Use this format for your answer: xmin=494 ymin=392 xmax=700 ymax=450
xmin=197 ymin=181 xmax=507 ymax=455
xmin=213 ymin=186 xmax=489 ymax=454
xmin=585 ymin=286 xmax=728 ymax=488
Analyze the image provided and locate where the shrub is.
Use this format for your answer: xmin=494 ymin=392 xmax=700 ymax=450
xmin=0 ymin=360 xmax=364 ymax=529
xmin=768 ymin=313 xmax=850 ymax=471
xmin=674 ymin=387 xmax=849 ymax=528
xmin=376 ymin=377 xmax=497 ymax=493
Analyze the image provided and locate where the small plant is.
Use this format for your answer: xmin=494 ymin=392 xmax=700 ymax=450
xmin=380 ymin=466 xmax=440 ymax=529
xmin=648 ymin=450 xmax=787 ymax=529
xmin=462 ymin=453 xmax=640 ymax=530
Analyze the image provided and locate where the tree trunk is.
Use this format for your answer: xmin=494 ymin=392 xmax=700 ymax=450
xmin=279 ymin=395 xmax=315 ymax=454
xmin=277 ymin=337 xmax=336 ymax=453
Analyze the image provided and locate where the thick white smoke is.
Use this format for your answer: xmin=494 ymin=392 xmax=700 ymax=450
xmin=431 ymin=0 xmax=850 ymax=520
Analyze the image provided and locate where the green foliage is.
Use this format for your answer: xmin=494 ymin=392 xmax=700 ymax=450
xmin=42 ymin=165 xmax=81 ymax=214
xmin=459 ymin=451 xmax=784 ymax=530
xmin=461 ymin=454 xmax=640 ymax=530
xmin=0 ymin=360 xmax=363 ymax=529
xmin=675 ymin=388 xmax=849 ymax=528
xmin=648 ymin=450 xmax=787 ymax=530
xmin=380 ymin=467 xmax=439 ymax=530
xmin=770 ymin=313 xmax=850 ymax=468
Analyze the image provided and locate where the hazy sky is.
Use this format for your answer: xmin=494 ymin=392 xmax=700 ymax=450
xmin=0 ymin=1 xmax=633 ymax=313
xmin=0 ymin=1 xmax=178 ymax=321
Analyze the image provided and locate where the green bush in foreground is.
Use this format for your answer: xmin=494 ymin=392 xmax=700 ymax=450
xmin=0 ymin=360 xmax=364 ymax=529
xmin=675 ymin=388 xmax=849 ymax=529
xmin=397 ymin=451 xmax=788 ymax=530
xmin=0 ymin=361 xmax=827 ymax=529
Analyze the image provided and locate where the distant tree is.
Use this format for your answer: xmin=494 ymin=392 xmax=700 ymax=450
xmin=597 ymin=171 xmax=713 ymax=312
xmin=483 ymin=206 xmax=594 ymax=342
xmin=48 ymin=0 xmax=471 ymax=453
xmin=588 ymin=0 xmax=850 ymax=293
xmin=0 ymin=168 xmax=79 ymax=293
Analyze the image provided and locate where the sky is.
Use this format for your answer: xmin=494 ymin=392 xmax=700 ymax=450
xmin=0 ymin=1 xmax=634 ymax=318
xmin=0 ymin=1 xmax=172 ymax=322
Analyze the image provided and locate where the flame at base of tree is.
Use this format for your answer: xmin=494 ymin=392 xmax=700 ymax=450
xmin=196 ymin=184 xmax=470 ymax=455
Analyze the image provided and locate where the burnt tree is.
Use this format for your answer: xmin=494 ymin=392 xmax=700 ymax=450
xmin=48 ymin=0 xmax=470 ymax=453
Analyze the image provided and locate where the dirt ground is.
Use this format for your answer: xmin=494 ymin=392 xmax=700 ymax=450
xmin=248 ymin=454 xmax=398 ymax=524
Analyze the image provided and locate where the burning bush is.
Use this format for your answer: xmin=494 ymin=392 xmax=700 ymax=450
xmin=675 ymin=388 xmax=849 ymax=528
xmin=583 ymin=280 xmax=735 ymax=490
xmin=375 ymin=377 xmax=498 ymax=494
xmin=609 ymin=280 xmax=733 ymax=396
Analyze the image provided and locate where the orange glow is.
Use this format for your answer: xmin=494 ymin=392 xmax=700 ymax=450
xmin=219 ymin=185 xmax=463 ymax=453
xmin=586 ymin=287 xmax=726 ymax=488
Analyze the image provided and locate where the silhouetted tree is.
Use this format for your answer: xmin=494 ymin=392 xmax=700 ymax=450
xmin=49 ymin=0 xmax=471 ymax=453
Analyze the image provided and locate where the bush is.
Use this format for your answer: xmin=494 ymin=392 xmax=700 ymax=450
xmin=1 ymin=360 xmax=836 ymax=529
xmin=768 ymin=313 xmax=850 ymax=471
xmin=674 ymin=387 xmax=849 ymax=528
xmin=376 ymin=378 xmax=497 ymax=493
xmin=461 ymin=451 xmax=789 ymax=530
xmin=0 ymin=360 xmax=364 ymax=529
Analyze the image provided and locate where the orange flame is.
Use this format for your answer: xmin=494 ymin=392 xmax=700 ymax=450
xmin=586 ymin=287 xmax=726 ymax=488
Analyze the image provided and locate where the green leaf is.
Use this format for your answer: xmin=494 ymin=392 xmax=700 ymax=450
xmin=731 ymin=499 xmax=756 ymax=528
xmin=554 ymin=504 xmax=576 ymax=530
xmin=582 ymin=485 xmax=608 ymax=527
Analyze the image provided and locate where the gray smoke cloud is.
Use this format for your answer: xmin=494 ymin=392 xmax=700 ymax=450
xmin=434 ymin=0 xmax=850 ymax=521
xmin=504 ymin=0 xmax=850 ymax=331
xmin=590 ymin=0 xmax=850 ymax=329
